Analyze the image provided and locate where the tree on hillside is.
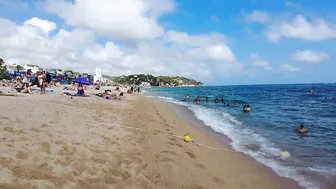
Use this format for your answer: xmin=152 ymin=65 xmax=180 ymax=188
xmin=0 ymin=58 xmax=7 ymax=76
xmin=16 ymin=65 xmax=24 ymax=73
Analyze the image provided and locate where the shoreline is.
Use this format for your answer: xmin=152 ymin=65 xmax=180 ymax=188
xmin=167 ymin=101 xmax=304 ymax=189
xmin=0 ymin=92 xmax=304 ymax=188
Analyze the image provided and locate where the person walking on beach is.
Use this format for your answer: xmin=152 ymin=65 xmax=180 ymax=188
xmin=38 ymin=71 xmax=46 ymax=94
xmin=137 ymin=87 xmax=140 ymax=94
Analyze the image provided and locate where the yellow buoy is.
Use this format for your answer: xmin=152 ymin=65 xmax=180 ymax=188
xmin=184 ymin=135 xmax=191 ymax=142
xmin=280 ymin=151 xmax=290 ymax=158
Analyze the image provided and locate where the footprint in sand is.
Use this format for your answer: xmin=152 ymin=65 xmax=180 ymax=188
xmin=194 ymin=163 xmax=205 ymax=169
xmin=157 ymin=150 xmax=178 ymax=163
xmin=211 ymin=176 xmax=227 ymax=186
xmin=153 ymin=129 xmax=161 ymax=135
xmin=166 ymin=141 xmax=183 ymax=148
xmin=185 ymin=152 xmax=196 ymax=159
xmin=185 ymin=184 xmax=209 ymax=189
xmin=30 ymin=127 xmax=40 ymax=132
xmin=3 ymin=127 xmax=25 ymax=135
xmin=40 ymin=142 xmax=51 ymax=154
xmin=161 ymin=150 xmax=177 ymax=156
xmin=16 ymin=151 xmax=28 ymax=159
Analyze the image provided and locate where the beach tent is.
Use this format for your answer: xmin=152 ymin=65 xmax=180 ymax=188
xmin=72 ymin=77 xmax=92 ymax=85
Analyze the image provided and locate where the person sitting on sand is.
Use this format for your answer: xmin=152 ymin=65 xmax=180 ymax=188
xmin=13 ymin=84 xmax=33 ymax=94
xmin=77 ymin=83 xmax=87 ymax=97
xmin=243 ymin=105 xmax=251 ymax=112
xmin=297 ymin=124 xmax=308 ymax=134
xmin=0 ymin=91 xmax=17 ymax=96
xmin=103 ymin=90 xmax=112 ymax=99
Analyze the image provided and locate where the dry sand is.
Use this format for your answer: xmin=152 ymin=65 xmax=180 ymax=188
xmin=0 ymin=91 xmax=294 ymax=189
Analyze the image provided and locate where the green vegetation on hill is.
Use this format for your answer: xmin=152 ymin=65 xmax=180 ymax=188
xmin=0 ymin=58 xmax=8 ymax=79
xmin=111 ymin=74 xmax=203 ymax=86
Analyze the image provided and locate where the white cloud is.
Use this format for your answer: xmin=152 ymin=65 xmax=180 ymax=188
xmin=24 ymin=17 xmax=57 ymax=33
xmin=266 ymin=15 xmax=336 ymax=42
xmin=250 ymin=54 xmax=272 ymax=70
xmin=291 ymin=50 xmax=329 ymax=63
xmin=165 ymin=30 xmax=228 ymax=46
xmin=44 ymin=0 xmax=176 ymax=42
xmin=0 ymin=16 xmax=241 ymax=82
xmin=243 ymin=10 xmax=269 ymax=24
xmin=281 ymin=64 xmax=299 ymax=72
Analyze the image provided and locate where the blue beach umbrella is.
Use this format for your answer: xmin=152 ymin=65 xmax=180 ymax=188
xmin=72 ymin=77 xmax=92 ymax=85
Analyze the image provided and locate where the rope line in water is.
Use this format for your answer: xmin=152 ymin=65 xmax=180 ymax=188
xmin=99 ymin=123 xmax=238 ymax=153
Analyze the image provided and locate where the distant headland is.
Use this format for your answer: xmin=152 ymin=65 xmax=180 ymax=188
xmin=107 ymin=74 xmax=203 ymax=87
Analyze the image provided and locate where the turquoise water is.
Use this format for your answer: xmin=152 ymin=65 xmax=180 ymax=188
xmin=144 ymin=84 xmax=336 ymax=189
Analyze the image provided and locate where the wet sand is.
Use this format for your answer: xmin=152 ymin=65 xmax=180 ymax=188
xmin=0 ymin=93 xmax=301 ymax=188
xmin=169 ymin=102 xmax=304 ymax=189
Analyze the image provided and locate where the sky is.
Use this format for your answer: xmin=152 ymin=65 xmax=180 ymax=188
xmin=0 ymin=0 xmax=335 ymax=85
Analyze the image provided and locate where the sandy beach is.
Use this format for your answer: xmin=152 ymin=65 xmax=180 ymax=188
xmin=1 ymin=91 xmax=300 ymax=189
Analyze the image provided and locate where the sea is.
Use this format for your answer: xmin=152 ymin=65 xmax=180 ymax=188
xmin=143 ymin=83 xmax=336 ymax=189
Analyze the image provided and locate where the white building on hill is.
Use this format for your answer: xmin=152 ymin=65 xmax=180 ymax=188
xmin=23 ymin=64 xmax=40 ymax=73
xmin=93 ymin=68 xmax=107 ymax=83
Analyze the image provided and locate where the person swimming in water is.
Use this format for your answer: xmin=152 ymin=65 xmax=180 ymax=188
xmin=186 ymin=95 xmax=190 ymax=101
xmin=215 ymin=98 xmax=218 ymax=104
xmin=297 ymin=124 xmax=308 ymax=134
xmin=234 ymin=100 xmax=239 ymax=107
xmin=243 ymin=105 xmax=251 ymax=112
xmin=194 ymin=96 xmax=201 ymax=104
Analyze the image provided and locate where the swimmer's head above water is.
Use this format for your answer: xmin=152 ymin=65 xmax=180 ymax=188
xmin=297 ymin=124 xmax=308 ymax=134
xmin=243 ymin=105 xmax=251 ymax=112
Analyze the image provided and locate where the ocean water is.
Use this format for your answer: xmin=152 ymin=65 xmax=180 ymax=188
xmin=143 ymin=84 xmax=336 ymax=189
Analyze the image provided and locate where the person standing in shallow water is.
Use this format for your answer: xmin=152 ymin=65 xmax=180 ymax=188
xmin=215 ymin=98 xmax=218 ymax=104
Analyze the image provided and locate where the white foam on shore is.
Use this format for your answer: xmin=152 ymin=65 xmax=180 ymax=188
xmin=149 ymin=95 xmax=322 ymax=189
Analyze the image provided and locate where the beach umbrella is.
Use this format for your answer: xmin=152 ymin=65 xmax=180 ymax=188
xmin=72 ymin=77 xmax=92 ymax=85
xmin=2 ymin=73 xmax=13 ymax=77
xmin=49 ymin=73 xmax=56 ymax=77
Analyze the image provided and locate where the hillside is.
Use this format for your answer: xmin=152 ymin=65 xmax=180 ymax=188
xmin=109 ymin=74 xmax=203 ymax=86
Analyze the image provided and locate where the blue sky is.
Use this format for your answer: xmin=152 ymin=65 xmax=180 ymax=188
xmin=0 ymin=0 xmax=335 ymax=85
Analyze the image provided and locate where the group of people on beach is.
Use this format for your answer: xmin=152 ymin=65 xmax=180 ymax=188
xmin=1 ymin=69 xmax=52 ymax=95
xmin=127 ymin=86 xmax=141 ymax=95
